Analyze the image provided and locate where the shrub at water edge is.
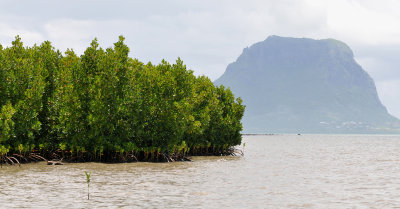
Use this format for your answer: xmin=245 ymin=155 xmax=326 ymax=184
xmin=0 ymin=36 xmax=245 ymax=163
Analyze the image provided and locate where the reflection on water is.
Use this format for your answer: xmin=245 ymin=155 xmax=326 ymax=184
xmin=1 ymin=135 xmax=400 ymax=208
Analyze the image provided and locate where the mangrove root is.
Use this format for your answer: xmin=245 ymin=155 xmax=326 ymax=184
xmin=6 ymin=156 xmax=20 ymax=166
xmin=47 ymin=160 xmax=64 ymax=165
xmin=183 ymin=157 xmax=192 ymax=162
xmin=5 ymin=157 xmax=14 ymax=165
xmin=13 ymin=154 xmax=29 ymax=163
xmin=30 ymin=154 xmax=47 ymax=161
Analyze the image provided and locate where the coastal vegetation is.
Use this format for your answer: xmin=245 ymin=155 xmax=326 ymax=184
xmin=0 ymin=36 xmax=245 ymax=164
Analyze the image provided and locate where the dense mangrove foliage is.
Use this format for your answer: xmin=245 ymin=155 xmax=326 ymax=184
xmin=0 ymin=36 xmax=245 ymax=164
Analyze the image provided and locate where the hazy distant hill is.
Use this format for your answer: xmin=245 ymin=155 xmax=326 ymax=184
xmin=215 ymin=36 xmax=400 ymax=134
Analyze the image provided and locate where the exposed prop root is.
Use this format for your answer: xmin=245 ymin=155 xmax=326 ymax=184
xmin=0 ymin=153 xmax=49 ymax=167
xmin=47 ymin=160 xmax=64 ymax=165
xmin=161 ymin=153 xmax=169 ymax=162
xmin=5 ymin=156 xmax=20 ymax=166
xmin=129 ymin=154 xmax=138 ymax=162
xmin=29 ymin=154 xmax=47 ymax=162
xmin=51 ymin=153 xmax=60 ymax=160
xmin=1 ymin=146 xmax=241 ymax=165
xmin=9 ymin=156 xmax=21 ymax=166
xmin=1 ymin=157 xmax=11 ymax=166
xmin=161 ymin=153 xmax=175 ymax=162
xmin=13 ymin=154 xmax=29 ymax=163
xmin=5 ymin=157 xmax=14 ymax=165
xmin=28 ymin=155 xmax=37 ymax=162
xmin=230 ymin=148 xmax=243 ymax=156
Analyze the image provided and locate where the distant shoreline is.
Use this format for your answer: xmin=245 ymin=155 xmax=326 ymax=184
xmin=242 ymin=133 xmax=400 ymax=136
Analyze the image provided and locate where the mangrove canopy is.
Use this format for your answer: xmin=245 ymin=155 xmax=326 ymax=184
xmin=0 ymin=36 xmax=245 ymax=163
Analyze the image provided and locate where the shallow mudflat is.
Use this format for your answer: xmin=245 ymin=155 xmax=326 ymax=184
xmin=2 ymin=134 xmax=400 ymax=208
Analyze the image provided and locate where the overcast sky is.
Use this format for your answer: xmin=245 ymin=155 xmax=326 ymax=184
xmin=1 ymin=0 xmax=400 ymax=118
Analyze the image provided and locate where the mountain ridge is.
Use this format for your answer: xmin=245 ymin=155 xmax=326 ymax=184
xmin=215 ymin=35 xmax=400 ymax=134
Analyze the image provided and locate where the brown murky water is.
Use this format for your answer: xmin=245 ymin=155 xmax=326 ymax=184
xmin=2 ymin=134 xmax=400 ymax=208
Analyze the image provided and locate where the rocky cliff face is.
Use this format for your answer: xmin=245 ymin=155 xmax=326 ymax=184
xmin=215 ymin=36 xmax=400 ymax=133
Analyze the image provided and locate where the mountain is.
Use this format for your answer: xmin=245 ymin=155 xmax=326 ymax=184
xmin=215 ymin=35 xmax=400 ymax=134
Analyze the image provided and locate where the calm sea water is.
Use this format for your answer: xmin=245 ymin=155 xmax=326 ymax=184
xmin=1 ymin=134 xmax=400 ymax=208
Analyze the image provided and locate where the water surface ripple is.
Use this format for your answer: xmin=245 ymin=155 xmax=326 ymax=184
xmin=1 ymin=135 xmax=400 ymax=208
